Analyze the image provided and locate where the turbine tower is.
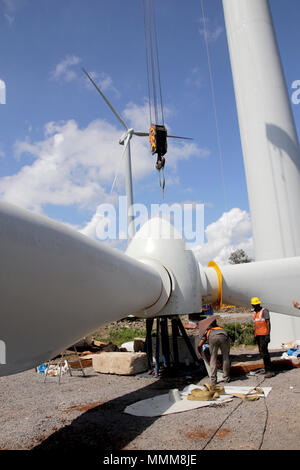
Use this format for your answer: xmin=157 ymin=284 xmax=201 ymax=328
xmin=221 ymin=0 xmax=300 ymax=346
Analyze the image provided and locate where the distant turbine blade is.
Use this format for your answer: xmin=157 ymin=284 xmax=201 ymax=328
xmin=167 ymin=135 xmax=193 ymax=140
xmin=133 ymin=131 xmax=149 ymax=137
xmin=82 ymin=67 xmax=128 ymax=130
xmin=110 ymin=134 xmax=131 ymax=194
xmin=133 ymin=131 xmax=194 ymax=140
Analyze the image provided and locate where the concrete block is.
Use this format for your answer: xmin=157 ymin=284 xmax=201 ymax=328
xmin=92 ymin=352 xmax=148 ymax=375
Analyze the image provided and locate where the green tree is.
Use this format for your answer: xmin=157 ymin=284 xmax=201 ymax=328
xmin=228 ymin=248 xmax=252 ymax=265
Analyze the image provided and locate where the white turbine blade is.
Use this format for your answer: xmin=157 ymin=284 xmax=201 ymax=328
xmin=202 ymin=257 xmax=300 ymax=318
xmin=167 ymin=134 xmax=193 ymax=140
xmin=110 ymin=134 xmax=131 ymax=194
xmin=0 ymin=201 xmax=163 ymax=376
xmin=82 ymin=67 xmax=128 ymax=130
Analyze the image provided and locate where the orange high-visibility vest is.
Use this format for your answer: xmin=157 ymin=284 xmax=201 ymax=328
xmin=206 ymin=326 xmax=226 ymax=341
xmin=253 ymin=308 xmax=268 ymax=336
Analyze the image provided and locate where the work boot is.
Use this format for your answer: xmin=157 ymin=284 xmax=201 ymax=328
xmin=264 ymin=371 xmax=275 ymax=378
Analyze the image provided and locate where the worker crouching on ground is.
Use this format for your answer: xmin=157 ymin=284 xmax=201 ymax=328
xmin=198 ymin=316 xmax=231 ymax=386
xmin=251 ymin=297 xmax=275 ymax=378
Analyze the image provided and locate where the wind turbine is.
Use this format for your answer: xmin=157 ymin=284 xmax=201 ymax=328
xmin=1 ymin=0 xmax=300 ymax=378
xmin=82 ymin=67 xmax=193 ymax=240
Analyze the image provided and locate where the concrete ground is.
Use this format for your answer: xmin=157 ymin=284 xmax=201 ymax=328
xmin=0 ymin=347 xmax=299 ymax=454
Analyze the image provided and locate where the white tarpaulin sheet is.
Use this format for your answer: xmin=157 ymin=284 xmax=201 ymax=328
xmin=124 ymin=384 xmax=272 ymax=417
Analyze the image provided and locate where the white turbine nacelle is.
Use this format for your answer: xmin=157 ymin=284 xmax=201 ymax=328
xmin=126 ymin=217 xmax=202 ymax=318
xmin=119 ymin=128 xmax=134 ymax=145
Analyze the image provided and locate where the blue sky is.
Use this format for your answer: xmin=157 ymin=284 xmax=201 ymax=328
xmin=0 ymin=0 xmax=300 ymax=264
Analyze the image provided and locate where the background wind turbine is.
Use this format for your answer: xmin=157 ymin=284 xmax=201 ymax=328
xmin=82 ymin=67 xmax=192 ymax=240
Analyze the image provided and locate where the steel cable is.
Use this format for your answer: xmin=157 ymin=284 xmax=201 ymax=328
xmin=200 ymin=0 xmax=228 ymax=210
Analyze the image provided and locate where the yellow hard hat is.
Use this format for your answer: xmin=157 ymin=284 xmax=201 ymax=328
xmin=251 ymin=297 xmax=261 ymax=305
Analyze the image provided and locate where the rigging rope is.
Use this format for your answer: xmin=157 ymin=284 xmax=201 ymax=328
xmin=152 ymin=0 xmax=165 ymax=125
xmin=143 ymin=0 xmax=165 ymax=127
xmin=200 ymin=0 xmax=228 ymax=211
xmin=143 ymin=0 xmax=152 ymax=126
xmin=143 ymin=0 xmax=167 ymax=197
xmin=146 ymin=0 xmax=159 ymax=124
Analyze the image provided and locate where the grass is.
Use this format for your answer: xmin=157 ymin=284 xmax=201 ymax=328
xmin=92 ymin=321 xmax=255 ymax=348
xmin=93 ymin=326 xmax=148 ymax=347
xmin=222 ymin=321 xmax=255 ymax=346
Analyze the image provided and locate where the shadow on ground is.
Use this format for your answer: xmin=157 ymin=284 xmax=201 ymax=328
xmin=31 ymin=350 xmax=291 ymax=452
xmin=31 ymin=372 xmax=203 ymax=452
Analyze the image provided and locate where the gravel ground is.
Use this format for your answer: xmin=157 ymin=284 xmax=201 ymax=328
xmin=1 ymin=350 xmax=300 ymax=452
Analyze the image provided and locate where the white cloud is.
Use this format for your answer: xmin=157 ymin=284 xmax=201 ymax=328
xmin=198 ymin=17 xmax=223 ymax=43
xmin=79 ymin=211 xmax=107 ymax=239
xmin=1 ymin=119 xmax=122 ymax=212
xmin=185 ymin=67 xmax=203 ymax=88
xmin=123 ymin=101 xmax=151 ymax=131
xmin=51 ymin=58 xmax=121 ymax=99
xmin=2 ymin=0 xmax=24 ymax=24
xmin=51 ymin=55 xmax=82 ymax=82
xmin=84 ymin=70 xmax=120 ymax=98
xmin=193 ymin=208 xmax=254 ymax=266
xmin=0 ymin=103 xmax=208 ymax=217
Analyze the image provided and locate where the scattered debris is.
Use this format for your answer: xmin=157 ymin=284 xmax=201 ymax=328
xmin=281 ymin=339 xmax=300 ymax=350
xmin=281 ymin=339 xmax=300 ymax=363
xmin=42 ymin=361 xmax=69 ymax=377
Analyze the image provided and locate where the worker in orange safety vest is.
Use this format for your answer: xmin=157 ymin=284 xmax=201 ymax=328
xmin=251 ymin=297 xmax=275 ymax=378
xmin=198 ymin=319 xmax=231 ymax=386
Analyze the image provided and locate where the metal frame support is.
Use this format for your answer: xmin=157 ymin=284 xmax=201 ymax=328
xmin=145 ymin=318 xmax=154 ymax=370
xmin=154 ymin=318 xmax=160 ymax=377
xmin=160 ymin=317 xmax=171 ymax=369
xmin=145 ymin=315 xmax=202 ymax=376
xmin=176 ymin=317 xmax=201 ymax=366
xmin=171 ymin=317 xmax=180 ymax=369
